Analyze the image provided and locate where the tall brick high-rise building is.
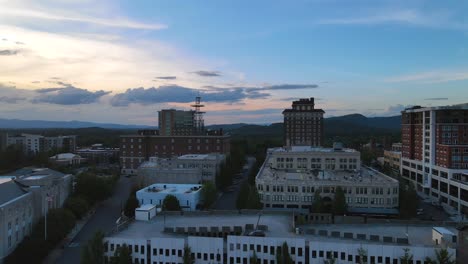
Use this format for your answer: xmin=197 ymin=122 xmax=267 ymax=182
xmin=283 ymin=98 xmax=324 ymax=147
xmin=120 ymin=97 xmax=230 ymax=175
xmin=401 ymin=105 xmax=468 ymax=216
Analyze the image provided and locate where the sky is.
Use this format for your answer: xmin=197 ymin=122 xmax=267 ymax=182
xmin=1 ymin=0 xmax=468 ymax=125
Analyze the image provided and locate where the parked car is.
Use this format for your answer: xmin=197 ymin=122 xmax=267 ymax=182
xmin=248 ymin=230 xmax=265 ymax=237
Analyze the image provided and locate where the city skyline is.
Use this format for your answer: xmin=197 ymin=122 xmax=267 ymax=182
xmin=1 ymin=0 xmax=468 ymax=125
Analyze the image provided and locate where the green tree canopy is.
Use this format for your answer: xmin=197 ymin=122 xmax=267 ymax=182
xmin=110 ymin=244 xmax=132 ymax=264
xmin=246 ymin=186 xmax=262 ymax=209
xmin=124 ymin=192 xmax=139 ymax=217
xmin=332 ymin=186 xmax=347 ymax=215
xmin=399 ymin=181 xmax=418 ymax=219
xmin=424 ymin=248 xmax=455 ymax=264
xmin=400 ymin=248 xmax=413 ymax=264
xmin=311 ymin=191 xmax=324 ymax=213
xmin=81 ymin=231 xmax=104 ymax=264
xmin=163 ymin=194 xmax=181 ymax=211
xmin=276 ymin=242 xmax=294 ymax=264
xmin=201 ymin=181 xmax=217 ymax=209
xmin=65 ymin=196 xmax=89 ymax=219
xmin=182 ymin=245 xmax=195 ymax=264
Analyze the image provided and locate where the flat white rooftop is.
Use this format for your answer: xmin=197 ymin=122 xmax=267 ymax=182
xmin=136 ymin=204 xmax=157 ymax=211
xmin=108 ymin=212 xmax=454 ymax=247
xmin=269 ymin=146 xmax=358 ymax=153
xmin=433 ymin=227 xmax=455 ymax=236
xmin=138 ymin=183 xmax=202 ymax=195
xmin=258 ymin=166 xmax=397 ymax=185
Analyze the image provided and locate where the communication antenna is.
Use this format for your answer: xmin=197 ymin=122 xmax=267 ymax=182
xmin=191 ymin=96 xmax=205 ymax=134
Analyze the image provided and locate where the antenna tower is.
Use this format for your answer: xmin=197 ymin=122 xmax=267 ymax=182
xmin=191 ymin=96 xmax=205 ymax=134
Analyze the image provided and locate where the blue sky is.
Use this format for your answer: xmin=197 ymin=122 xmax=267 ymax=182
xmin=0 ymin=0 xmax=467 ymax=125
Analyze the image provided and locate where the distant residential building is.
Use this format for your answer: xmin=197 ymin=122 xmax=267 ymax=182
xmin=5 ymin=167 xmax=73 ymax=223
xmin=384 ymin=143 xmax=402 ymax=174
xmin=0 ymin=178 xmax=33 ymax=262
xmin=283 ymin=98 xmax=324 ymax=147
xmin=75 ymin=144 xmax=119 ymax=164
xmin=5 ymin=133 xmax=76 ymax=154
xmin=49 ymin=153 xmax=84 ymax=166
xmin=136 ymin=183 xmax=203 ymax=211
xmin=400 ymin=105 xmax=468 ymax=217
xmin=256 ymin=144 xmax=399 ymax=214
xmin=137 ymin=154 xmax=225 ymax=185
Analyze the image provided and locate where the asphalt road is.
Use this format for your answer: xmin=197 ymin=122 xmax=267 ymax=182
xmin=417 ymin=198 xmax=451 ymax=221
xmin=213 ymin=156 xmax=256 ymax=210
xmin=55 ymin=175 xmax=135 ymax=264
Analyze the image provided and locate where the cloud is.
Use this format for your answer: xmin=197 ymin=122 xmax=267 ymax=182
xmin=154 ymin=76 xmax=177 ymax=80
xmin=0 ymin=49 xmax=19 ymax=55
xmin=110 ymin=85 xmax=257 ymax=106
xmin=191 ymin=71 xmax=222 ymax=77
xmin=110 ymin=83 xmax=321 ymax=107
xmin=36 ymin=87 xmax=64 ymax=93
xmin=385 ymin=104 xmax=412 ymax=115
xmin=425 ymin=97 xmax=448 ymax=101
xmin=31 ymin=81 xmax=40 ymax=84
xmin=15 ymin=41 xmax=24 ymax=45
xmin=385 ymin=69 xmax=468 ymax=83
xmin=0 ymin=96 xmax=26 ymax=103
xmin=317 ymin=9 xmax=467 ymax=30
xmin=247 ymin=84 xmax=319 ymax=92
xmin=32 ymin=86 xmax=111 ymax=105
xmin=0 ymin=7 xmax=167 ymax=30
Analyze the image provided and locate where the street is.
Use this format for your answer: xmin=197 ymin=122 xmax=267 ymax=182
xmin=54 ymin=175 xmax=135 ymax=264
xmin=213 ymin=156 xmax=256 ymax=210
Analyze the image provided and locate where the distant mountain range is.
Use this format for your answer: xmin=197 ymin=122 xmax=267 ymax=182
xmin=0 ymin=114 xmax=401 ymax=135
xmin=0 ymin=118 xmax=154 ymax=129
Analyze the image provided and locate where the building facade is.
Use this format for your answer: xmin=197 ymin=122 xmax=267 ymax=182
xmin=103 ymin=212 xmax=457 ymax=264
xmin=283 ymin=98 xmax=324 ymax=147
xmin=158 ymin=109 xmax=196 ymax=136
xmin=400 ymin=105 xmax=468 ymax=217
xmin=120 ymin=133 xmax=230 ymax=175
xmin=75 ymin=144 xmax=119 ymax=164
xmin=256 ymin=146 xmax=399 ymax=213
xmin=0 ymin=179 xmax=33 ymax=262
xmin=137 ymin=154 xmax=225 ymax=185
xmin=383 ymin=143 xmax=402 ymax=175
xmin=136 ymin=183 xmax=203 ymax=211
xmin=6 ymin=168 xmax=73 ymax=223
xmin=5 ymin=134 xmax=76 ymax=154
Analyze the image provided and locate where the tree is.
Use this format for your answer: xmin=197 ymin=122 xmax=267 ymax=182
xmin=324 ymin=256 xmax=336 ymax=264
xmin=246 ymin=186 xmax=262 ymax=209
xmin=163 ymin=195 xmax=181 ymax=211
xmin=357 ymin=247 xmax=368 ymax=264
xmin=332 ymin=186 xmax=347 ymax=215
xmin=400 ymin=248 xmax=413 ymax=264
xmin=65 ymin=196 xmax=89 ymax=219
xmin=249 ymin=250 xmax=258 ymax=264
xmin=81 ymin=231 xmax=104 ymax=264
xmin=236 ymin=182 xmax=250 ymax=209
xmin=110 ymin=244 xmax=132 ymax=264
xmin=311 ymin=191 xmax=324 ymax=213
xmin=276 ymin=242 xmax=294 ymax=264
xmin=182 ymin=245 xmax=195 ymax=264
xmin=201 ymin=181 xmax=217 ymax=209
xmin=399 ymin=182 xmax=418 ymax=219
xmin=124 ymin=193 xmax=139 ymax=217
xmin=424 ymin=248 xmax=455 ymax=264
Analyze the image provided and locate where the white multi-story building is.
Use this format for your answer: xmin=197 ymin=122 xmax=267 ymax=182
xmin=0 ymin=178 xmax=34 ymax=262
xmin=103 ymin=212 xmax=457 ymax=264
xmin=136 ymin=183 xmax=203 ymax=211
xmin=255 ymin=145 xmax=399 ymax=214
xmin=137 ymin=154 xmax=225 ymax=185
xmin=401 ymin=105 xmax=468 ymax=217
xmin=5 ymin=134 xmax=76 ymax=154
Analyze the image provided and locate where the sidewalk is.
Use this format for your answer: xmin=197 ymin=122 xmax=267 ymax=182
xmin=42 ymin=207 xmax=97 ymax=264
